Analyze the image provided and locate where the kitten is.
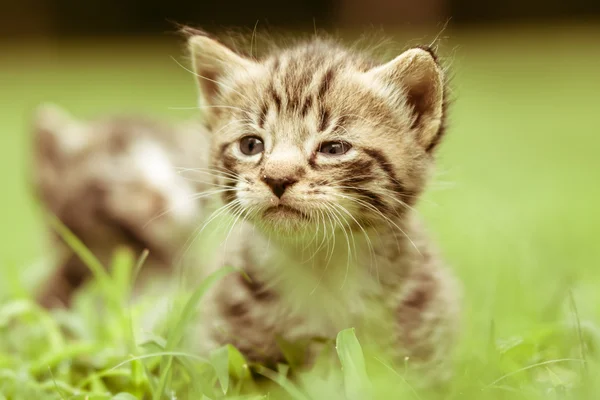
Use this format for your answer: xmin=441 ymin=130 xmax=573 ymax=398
xmin=184 ymin=31 xmax=461 ymax=382
xmin=31 ymin=104 xmax=210 ymax=307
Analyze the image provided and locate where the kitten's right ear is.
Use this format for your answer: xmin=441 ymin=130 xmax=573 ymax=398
xmin=33 ymin=103 xmax=89 ymax=158
xmin=34 ymin=103 xmax=73 ymax=132
xmin=366 ymin=47 xmax=446 ymax=152
xmin=187 ymin=34 xmax=257 ymax=107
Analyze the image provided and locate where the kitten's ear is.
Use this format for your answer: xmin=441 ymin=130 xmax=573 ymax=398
xmin=187 ymin=34 xmax=257 ymax=107
xmin=33 ymin=103 xmax=89 ymax=158
xmin=34 ymin=103 xmax=73 ymax=132
xmin=367 ymin=47 xmax=446 ymax=152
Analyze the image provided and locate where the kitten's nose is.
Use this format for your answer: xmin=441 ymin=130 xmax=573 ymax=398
xmin=262 ymin=176 xmax=298 ymax=198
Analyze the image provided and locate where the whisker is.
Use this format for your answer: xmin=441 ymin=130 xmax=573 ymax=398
xmin=200 ymin=200 xmax=243 ymax=236
xmin=329 ymin=191 xmax=420 ymax=256
xmin=307 ymin=206 xmax=329 ymax=262
xmin=223 ymin=202 xmax=248 ymax=250
xmin=142 ymin=188 xmax=238 ymax=229
xmin=309 ymin=203 xmax=337 ymax=295
xmin=178 ymin=177 xmax=239 ymax=189
xmin=321 ymin=203 xmax=337 ymax=270
xmin=169 ymin=105 xmax=249 ymax=113
xmin=176 ymin=167 xmax=241 ymax=181
xmin=327 ymin=203 xmax=354 ymax=289
xmin=175 ymin=199 xmax=241 ymax=268
xmin=330 ymin=183 xmax=421 ymax=214
xmin=325 ymin=178 xmax=428 ymax=223
xmin=331 ymin=202 xmax=378 ymax=282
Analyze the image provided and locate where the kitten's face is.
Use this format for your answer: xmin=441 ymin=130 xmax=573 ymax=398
xmin=32 ymin=106 xmax=199 ymax=257
xmin=189 ymin=36 xmax=446 ymax=235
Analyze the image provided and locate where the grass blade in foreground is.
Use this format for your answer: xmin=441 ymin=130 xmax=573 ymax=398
xmin=336 ymin=328 xmax=372 ymax=400
xmin=46 ymin=213 xmax=112 ymax=291
xmin=210 ymin=345 xmax=230 ymax=394
xmin=154 ymin=266 xmax=237 ymax=400
xmin=254 ymin=365 xmax=311 ymax=400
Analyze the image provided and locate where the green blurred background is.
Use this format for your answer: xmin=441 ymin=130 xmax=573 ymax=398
xmin=1 ymin=0 xmax=599 ymax=345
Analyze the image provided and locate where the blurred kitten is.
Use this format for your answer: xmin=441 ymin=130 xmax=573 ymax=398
xmin=31 ymin=104 xmax=210 ymax=307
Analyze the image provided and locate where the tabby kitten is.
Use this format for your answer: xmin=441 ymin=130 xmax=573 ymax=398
xmin=185 ymin=32 xmax=461 ymax=381
xmin=32 ymin=104 xmax=209 ymax=307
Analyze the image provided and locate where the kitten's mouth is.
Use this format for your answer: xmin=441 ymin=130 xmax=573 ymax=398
xmin=263 ymin=205 xmax=309 ymax=220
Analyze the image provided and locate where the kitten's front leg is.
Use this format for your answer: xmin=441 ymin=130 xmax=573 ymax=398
xmin=393 ymin=258 xmax=461 ymax=384
xmin=194 ymin=271 xmax=290 ymax=366
xmin=37 ymin=253 xmax=89 ymax=308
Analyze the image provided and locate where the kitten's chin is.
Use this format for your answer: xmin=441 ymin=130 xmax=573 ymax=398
xmin=255 ymin=205 xmax=314 ymax=235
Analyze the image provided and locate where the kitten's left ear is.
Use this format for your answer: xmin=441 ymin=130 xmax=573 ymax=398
xmin=187 ymin=33 xmax=258 ymax=108
xmin=367 ymin=47 xmax=446 ymax=152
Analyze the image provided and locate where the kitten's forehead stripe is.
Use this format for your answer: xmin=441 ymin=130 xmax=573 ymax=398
xmin=269 ymin=85 xmax=282 ymax=112
xmin=296 ymin=68 xmax=313 ymax=94
xmin=286 ymin=86 xmax=299 ymax=112
xmin=318 ymin=107 xmax=330 ymax=132
xmin=300 ymin=96 xmax=313 ymax=117
xmin=258 ymin=102 xmax=268 ymax=129
xmin=317 ymin=68 xmax=334 ymax=101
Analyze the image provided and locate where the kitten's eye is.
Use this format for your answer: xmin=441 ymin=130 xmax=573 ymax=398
xmin=239 ymin=136 xmax=264 ymax=156
xmin=318 ymin=141 xmax=352 ymax=156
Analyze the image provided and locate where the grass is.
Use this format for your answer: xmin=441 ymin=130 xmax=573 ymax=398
xmin=1 ymin=23 xmax=600 ymax=399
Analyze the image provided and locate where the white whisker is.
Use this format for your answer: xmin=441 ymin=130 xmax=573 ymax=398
xmin=142 ymin=188 xmax=238 ymax=229
xmin=327 ymin=203 xmax=354 ymax=289
xmin=169 ymin=105 xmax=249 ymax=113
xmin=331 ymin=202 xmax=378 ymax=282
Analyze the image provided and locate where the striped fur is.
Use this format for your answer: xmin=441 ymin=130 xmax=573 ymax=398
xmin=187 ymin=33 xmax=461 ymax=384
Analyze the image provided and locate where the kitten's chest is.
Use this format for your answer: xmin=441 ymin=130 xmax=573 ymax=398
xmin=258 ymin=246 xmax=387 ymax=337
xmin=206 ymin=224 xmax=399 ymax=341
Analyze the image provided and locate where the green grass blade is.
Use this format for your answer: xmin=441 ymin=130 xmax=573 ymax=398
xmin=176 ymin=356 xmax=217 ymax=399
xmin=166 ymin=266 xmax=237 ymax=350
xmin=154 ymin=266 xmax=237 ymax=400
xmin=254 ymin=365 xmax=310 ymax=400
xmin=46 ymin=213 xmax=112 ymax=291
xmin=210 ymin=345 xmax=230 ymax=394
xmin=227 ymin=344 xmax=251 ymax=381
xmin=276 ymin=336 xmax=309 ymax=370
xmin=29 ymin=342 xmax=101 ymax=376
xmin=76 ymin=369 xmax=132 ymax=390
xmin=110 ymin=247 xmax=135 ymax=303
xmin=108 ymin=351 xmax=208 ymax=371
xmin=112 ymin=393 xmax=138 ymax=400
xmin=131 ymin=248 xmax=150 ymax=286
xmin=335 ymin=328 xmax=372 ymax=400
